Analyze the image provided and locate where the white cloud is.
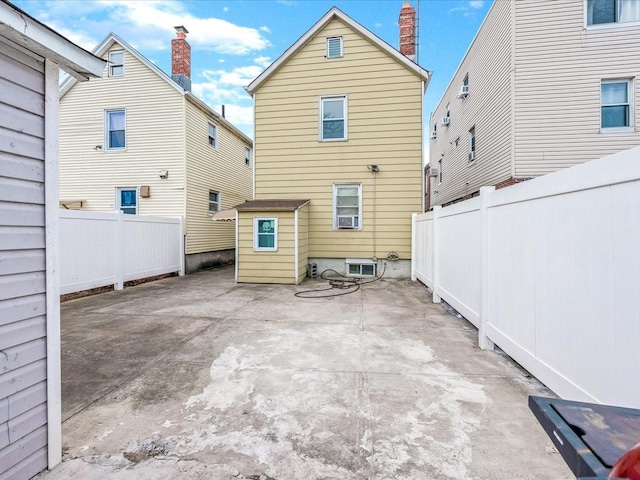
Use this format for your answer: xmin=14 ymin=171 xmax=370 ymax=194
xmin=260 ymin=26 xmax=271 ymax=33
xmin=26 ymin=0 xmax=270 ymax=55
xmin=469 ymin=1 xmax=485 ymax=8
xmin=223 ymin=6 xmax=229 ymax=12
xmin=374 ymin=22 xmax=383 ymax=28
xmin=253 ymin=56 xmax=273 ymax=69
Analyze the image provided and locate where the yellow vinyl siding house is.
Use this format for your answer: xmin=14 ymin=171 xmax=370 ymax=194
xmin=59 ymin=32 xmax=252 ymax=272
xmin=239 ymin=7 xmax=430 ymax=283
xmin=429 ymin=0 xmax=640 ymax=207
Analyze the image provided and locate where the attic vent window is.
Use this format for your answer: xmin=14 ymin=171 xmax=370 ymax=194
xmin=327 ymin=36 xmax=343 ymax=58
xmin=108 ymin=50 xmax=124 ymax=77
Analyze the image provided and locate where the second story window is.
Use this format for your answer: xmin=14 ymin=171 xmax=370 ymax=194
xmin=208 ymin=191 xmax=220 ymax=213
xmin=245 ymin=147 xmax=252 ymax=166
xmin=468 ymin=127 xmax=476 ymax=162
xmin=320 ymin=95 xmax=347 ymax=141
xmin=105 ymin=109 xmax=126 ymax=150
xmin=108 ymin=51 xmax=124 ymax=77
xmin=601 ymin=79 xmax=633 ymax=130
xmin=327 ymin=36 xmax=343 ymax=58
xmin=438 ymin=159 xmax=443 ymax=184
xmin=587 ymin=0 xmax=640 ymax=25
xmin=208 ymin=124 xmax=217 ymax=149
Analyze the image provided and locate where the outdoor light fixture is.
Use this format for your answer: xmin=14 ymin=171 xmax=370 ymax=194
xmin=94 ymin=145 xmax=102 ymax=150
xmin=159 ymin=170 xmax=169 ymax=179
xmin=367 ymin=164 xmax=379 ymax=172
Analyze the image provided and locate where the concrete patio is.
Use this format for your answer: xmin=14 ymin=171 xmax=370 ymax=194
xmin=38 ymin=266 xmax=572 ymax=479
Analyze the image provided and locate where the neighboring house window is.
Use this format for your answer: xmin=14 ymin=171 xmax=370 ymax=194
xmin=117 ymin=188 xmax=137 ymax=214
xmin=245 ymin=147 xmax=252 ymax=166
xmin=463 ymin=74 xmax=469 ymax=87
xmin=108 ymin=51 xmax=124 ymax=77
xmin=438 ymin=159 xmax=443 ymax=184
xmin=327 ymin=36 xmax=343 ymax=58
xmin=105 ymin=109 xmax=126 ymax=150
xmin=254 ymin=218 xmax=278 ymax=251
xmin=587 ymin=0 xmax=640 ymax=25
xmin=601 ymin=79 xmax=633 ymax=130
xmin=469 ymin=127 xmax=476 ymax=162
xmin=208 ymin=124 xmax=217 ymax=149
xmin=320 ymin=95 xmax=347 ymax=141
xmin=208 ymin=191 xmax=220 ymax=213
xmin=334 ymin=183 xmax=361 ymax=229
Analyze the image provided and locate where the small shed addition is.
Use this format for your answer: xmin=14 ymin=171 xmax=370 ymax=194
xmin=236 ymin=200 xmax=310 ymax=284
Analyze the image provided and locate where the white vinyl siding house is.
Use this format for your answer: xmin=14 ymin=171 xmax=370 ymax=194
xmin=59 ymin=33 xmax=253 ymax=272
xmin=429 ymin=0 xmax=640 ymax=207
xmin=0 ymin=2 xmax=104 ymax=478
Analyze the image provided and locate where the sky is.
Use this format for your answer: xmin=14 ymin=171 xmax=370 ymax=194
xmin=14 ymin=0 xmax=492 ymax=141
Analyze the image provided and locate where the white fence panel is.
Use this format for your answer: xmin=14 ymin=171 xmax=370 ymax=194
xmin=486 ymin=148 xmax=640 ymax=408
xmin=60 ymin=210 xmax=184 ymax=295
xmin=122 ymin=215 xmax=183 ymax=282
xmin=411 ymin=212 xmax=433 ymax=287
xmin=414 ymin=146 xmax=640 ymax=409
xmin=59 ymin=210 xmax=118 ymax=294
xmin=436 ymin=199 xmax=481 ymax=327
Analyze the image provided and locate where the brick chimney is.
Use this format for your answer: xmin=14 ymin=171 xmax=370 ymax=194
xmin=398 ymin=2 xmax=416 ymax=62
xmin=172 ymin=25 xmax=191 ymax=92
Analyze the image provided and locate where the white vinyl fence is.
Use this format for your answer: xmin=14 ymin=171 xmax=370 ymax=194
xmin=60 ymin=210 xmax=184 ymax=295
xmin=412 ymin=146 xmax=640 ymax=409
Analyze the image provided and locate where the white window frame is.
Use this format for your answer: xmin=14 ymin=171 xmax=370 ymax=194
xmin=320 ymin=95 xmax=348 ymax=142
xmin=116 ymin=187 xmax=137 ymax=214
xmin=585 ymin=0 xmax=640 ymax=28
xmin=208 ymin=123 xmax=218 ymax=149
xmin=326 ymin=36 xmax=343 ymax=58
xmin=105 ymin=109 xmax=126 ymax=151
xmin=245 ymin=146 xmax=252 ymax=167
xmin=108 ymin=50 xmax=124 ymax=77
xmin=333 ymin=183 xmax=362 ymax=230
xmin=254 ymin=217 xmax=278 ymax=252
xmin=346 ymin=258 xmax=376 ymax=277
xmin=468 ymin=127 xmax=476 ymax=163
xmin=601 ymin=78 xmax=634 ymax=133
xmin=208 ymin=191 xmax=220 ymax=213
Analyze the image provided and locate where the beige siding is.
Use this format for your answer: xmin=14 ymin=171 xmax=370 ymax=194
xmin=514 ymin=0 xmax=640 ymax=176
xmin=237 ymin=212 xmax=296 ymax=284
xmin=0 ymin=40 xmax=48 ymax=479
xmin=184 ymin=101 xmax=252 ymax=255
xmin=429 ymin=0 xmax=513 ymax=206
xmin=254 ymin=18 xmax=423 ymax=260
xmin=296 ymin=205 xmax=309 ymax=282
xmin=59 ymin=44 xmax=186 ymax=217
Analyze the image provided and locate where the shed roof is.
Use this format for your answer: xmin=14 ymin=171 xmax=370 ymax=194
xmin=246 ymin=6 xmax=430 ymax=95
xmin=235 ymin=199 xmax=310 ymax=211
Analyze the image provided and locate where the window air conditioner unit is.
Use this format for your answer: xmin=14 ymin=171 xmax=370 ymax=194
xmin=469 ymin=151 xmax=476 ymax=161
xmin=441 ymin=116 xmax=450 ymax=126
xmin=457 ymin=85 xmax=469 ymax=98
xmin=429 ymin=167 xmax=440 ymax=177
xmin=337 ymin=215 xmax=357 ymax=228
xmin=430 ymin=131 xmax=437 ymax=140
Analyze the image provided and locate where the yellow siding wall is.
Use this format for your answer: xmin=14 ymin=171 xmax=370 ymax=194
xmin=237 ymin=211 xmax=296 ymax=284
xmin=184 ymin=101 xmax=253 ymax=254
xmin=254 ymin=18 xmax=423 ymax=260
xmin=514 ymin=0 xmax=640 ymax=176
xmin=59 ymin=45 xmax=186 ymax=217
xmin=297 ymin=205 xmax=309 ymax=282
